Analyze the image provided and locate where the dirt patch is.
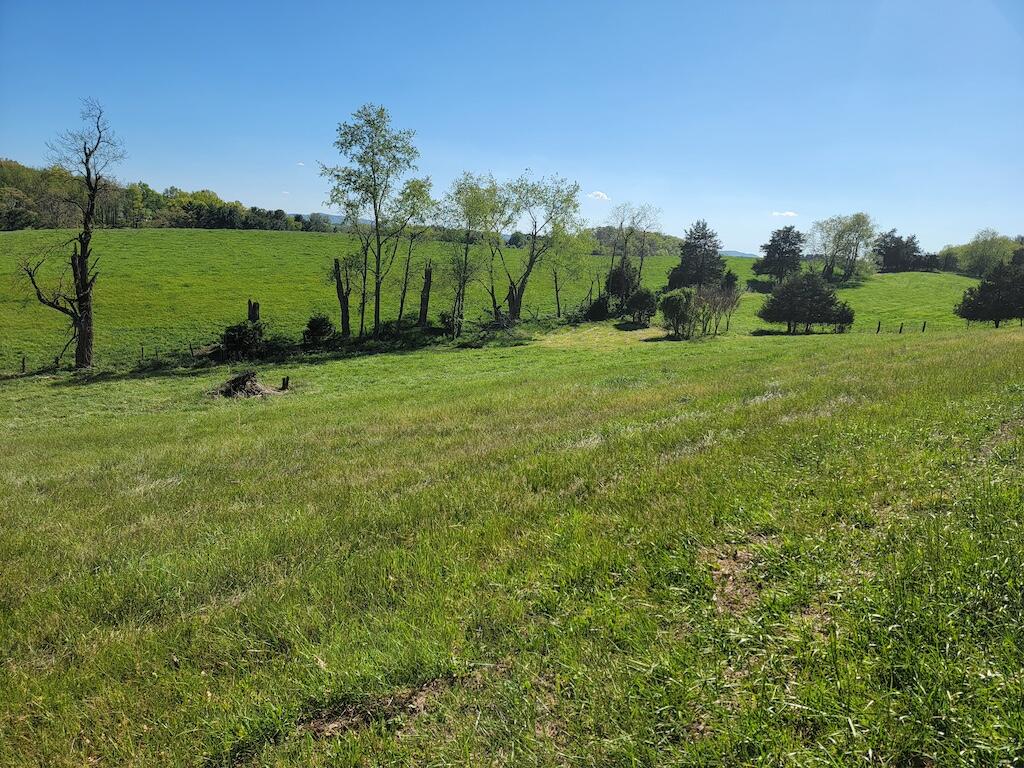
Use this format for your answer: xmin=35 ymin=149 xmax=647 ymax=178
xmin=979 ymin=417 xmax=1023 ymax=459
xmin=701 ymin=540 xmax=769 ymax=614
xmin=213 ymin=370 xmax=285 ymax=398
xmin=303 ymin=678 xmax=447 ymax=739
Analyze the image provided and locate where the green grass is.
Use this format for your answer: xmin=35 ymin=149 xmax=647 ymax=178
xmin=0 ymin=229 xmax=976 ymax=371
xmin=2 ymin=323 xmax=1022 ymax=766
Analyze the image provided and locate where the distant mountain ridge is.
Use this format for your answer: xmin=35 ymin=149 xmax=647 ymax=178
xmin=721 ymin=250 xmax=757 ymax=259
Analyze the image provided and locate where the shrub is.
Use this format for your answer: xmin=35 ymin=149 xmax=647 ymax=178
xmin=220 ymin=320 xmax=265 ymax=358
xmin=659 ymin=288 xmax=697 ymax=338
xmin=626 ymin=288 xmax=657 ymax=325
xmin=582 ymin=294 xmax=612 ymax=321
xmin=302 ymin=312 xmax=335 ymax=348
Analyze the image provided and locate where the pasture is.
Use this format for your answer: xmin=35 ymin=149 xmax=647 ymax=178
xmin=0 ymin=229 xmax=977 ymax=371
xmin=1 ymin=321 xmax=1022 ymax=766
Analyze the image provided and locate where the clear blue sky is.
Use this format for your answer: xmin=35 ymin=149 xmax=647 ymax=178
xmin=1 ymin=0 xmax=1021 ymax=252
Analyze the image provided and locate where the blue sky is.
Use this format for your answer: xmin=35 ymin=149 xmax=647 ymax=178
xmin=1 ymin=0 xmax=1021 ymax=252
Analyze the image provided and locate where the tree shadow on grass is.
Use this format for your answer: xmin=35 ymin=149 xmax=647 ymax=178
xmin=613 ymin=320 xmax=650 ymax=332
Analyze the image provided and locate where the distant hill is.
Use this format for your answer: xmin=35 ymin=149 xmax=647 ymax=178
xmin=721 ymin=250 xmax=757 ymax=259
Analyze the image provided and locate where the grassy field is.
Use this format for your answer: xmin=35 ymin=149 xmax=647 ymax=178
xmin=2 ymin=322 xmax=1022 ymax=766
xmin=0 ymin=229 xmax=977 ymax=371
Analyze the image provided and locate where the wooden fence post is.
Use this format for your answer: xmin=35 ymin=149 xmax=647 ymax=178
xmin=922 ymin=321 xmax=926 ymax=333
xmin=876 ymin=321 xmax=881 ymax=334
xmin=899 ymin=323 xmax=904 ymax=334
xmin=21 ymin=355 xmax=26 ymax=374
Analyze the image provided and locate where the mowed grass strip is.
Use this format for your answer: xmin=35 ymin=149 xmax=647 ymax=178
xmin=1 ymin=327 xmax=1021 ymax=765
xmin=0 ymin=228 xmax=976 ymax=371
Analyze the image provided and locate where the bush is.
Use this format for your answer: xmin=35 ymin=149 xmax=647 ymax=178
xmin=626 ymin=288 xmax=657 ymax=325
xmin=582 ymin=294 xmax=612 ymax=321
xmin=302 ymin=312 xmax=335 ymax=348
xmin=659 ymin=288 xmax=697 ymax=338
xmin=220 ymin=320 xmax=265 ymax=358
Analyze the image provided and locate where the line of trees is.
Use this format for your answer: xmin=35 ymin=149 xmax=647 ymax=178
xmin=0 ymin=158 xmax=335 ymax=232
xmin=319 ymin=104 xmax=588 ymax=340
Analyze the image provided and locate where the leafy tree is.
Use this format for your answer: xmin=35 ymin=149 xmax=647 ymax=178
xmin=502 ymin=173 xmax=581 ymax=321
xmin=547 ymin=227 xmax=594 ymax=318
xmin=19 ymin=99 xmax=125 ymax=368
xmin=506 ymin=231 xmax=525 ymax=248
xmin=0 ymin=186 xmax=35 ymax=230
xmin=960 ymin=229 xmax=1018 ymax=277
xmin=810 ymin=213 xmax=876 ymax=282
xmin=757 ymin=271 xmax=854 ymax=333
xmin=873 ymin=229 xmax=926 ymax=272
xmin=321 ymin=104 xmax=424 ymax=337
xmin=440 ymin=172 xmax=492 ymax=336
xmin=955 ymin=261 xmax=1024 ymax=328
xmin=626 ymin=288 xmax=657 ymax=325
xmin=753 ymin=225 xmax=805 ymax=282
xmin=396 ymin=180 xmax=436 ymax=330
xmin=303 ymin=212 xmax=333 ymax=232
xmin=668 ymin=219 xmax=724 ymax=288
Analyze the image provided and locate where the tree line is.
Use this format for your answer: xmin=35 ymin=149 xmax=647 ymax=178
xmin=15 ymin=100 xmax=1024 ymax=369
xmin=0 ymin=158 xmax=336 ymax=232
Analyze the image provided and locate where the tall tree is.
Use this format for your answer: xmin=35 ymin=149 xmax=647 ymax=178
xmin=960 ymin=229 xmax=1018 ymax=277
xmin=547 ymin=227 xmax=594 ymax=318
xmin=633 ymin=204 xmax=661 ymax=282
xmin=754 ymin=225 xmax=805 ymax=282
xmin=321 ymin=104 xmax=421 ymax=336
xmin=440 ymin=172 xmax=491 ymax=337
xmin=606 ymin=203 xmax=637 ymax=275
xmin=500 ymin=173 xmax=581 ymax=321
xmin=396 ymin=180 xmax=435 ymax=331
xmin=20 ymin=99 xmax=125 ymax=368
xmin=810 ymin=213 xmax=876 ymax=282
xmin=668 ymin=219 xmax=724 ymax=288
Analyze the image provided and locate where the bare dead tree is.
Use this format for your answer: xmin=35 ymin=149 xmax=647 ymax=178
xmin=19 ymin=99 xmax=125 ymax=368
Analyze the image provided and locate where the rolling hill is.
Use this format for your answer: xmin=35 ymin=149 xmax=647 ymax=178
xmin=0 ymin=229 xmax=976 ymax=371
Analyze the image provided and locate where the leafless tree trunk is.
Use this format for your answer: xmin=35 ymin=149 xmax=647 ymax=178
xmin=418 ymin=261 xmax=432 ymax=327
xmin=333 ymin=257 xmax=352 ymax=337
xmin=20 ymin=99 xmax=124 ymax=368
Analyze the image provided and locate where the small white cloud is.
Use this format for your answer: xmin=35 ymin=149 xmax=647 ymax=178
xmin=587 ymin=190 xmax=610 ymax=201
xmin=772 ymin=210 xmax=799 ymax=217
xmin=282 ymin=191 xmax=290 ymax=195
xmin=296 ymin=161 xmax=305 ymax=166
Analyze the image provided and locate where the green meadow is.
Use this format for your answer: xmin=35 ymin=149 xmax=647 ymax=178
xmin=1 ymin=227 xmax=1019 ymax=766
xmin=0 ymin=229 xmax=977 ymax=371
xmin=2 ymin=315 xmax=1023 ymax=765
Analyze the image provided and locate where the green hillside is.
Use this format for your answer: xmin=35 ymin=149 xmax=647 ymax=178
xmin=0 ymin=229 xmax=976 ymax=371
xmin=2 ymin=325 xmax=1022 ymax=765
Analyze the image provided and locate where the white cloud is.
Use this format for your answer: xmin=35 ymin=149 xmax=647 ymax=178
xmin=772 ymin=210 xmax=799 ymax=217
xmin=296 ymin=161 xmax=305 ymax=166
xmin=587 ymin=190 xmax=610 ymax=201
xmin=282 ymin=191 xmax=290 ymax=195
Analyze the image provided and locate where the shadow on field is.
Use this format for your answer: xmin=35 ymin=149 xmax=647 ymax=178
xmin=613 ymin=321 xmax=649 ymax=332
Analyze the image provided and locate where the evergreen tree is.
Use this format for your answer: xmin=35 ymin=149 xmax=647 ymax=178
xmin=753 ymin=225 xmax=804 ymax=282
xmin=668 ymin=219 xmax=724 ymax=288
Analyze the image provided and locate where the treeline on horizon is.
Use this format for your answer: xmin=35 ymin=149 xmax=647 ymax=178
xmin=2 ymin=155 xmax=1020 ymax=281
